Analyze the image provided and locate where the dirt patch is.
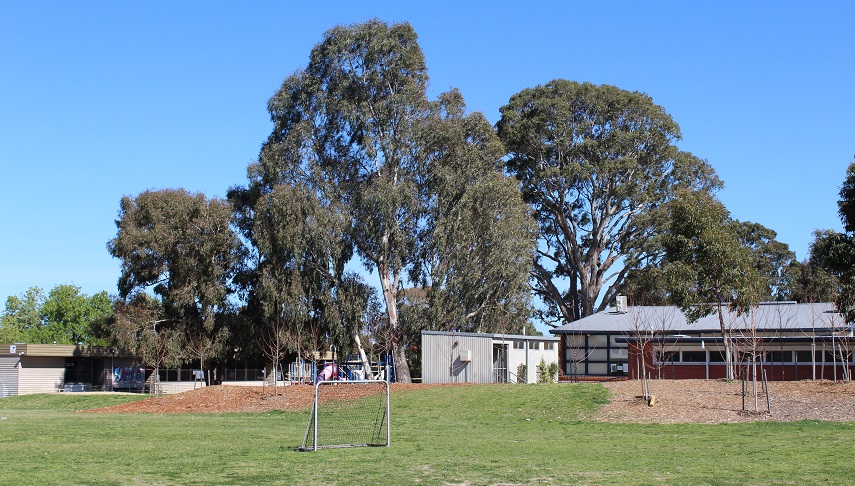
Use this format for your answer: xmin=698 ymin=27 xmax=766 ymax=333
xmin=84 ymin=383 xmax=437 ymax=414
xmin=596 ymin=379 xmax=855 ymax=423
xmin=85 ymin=380 xmax=855 ymax=423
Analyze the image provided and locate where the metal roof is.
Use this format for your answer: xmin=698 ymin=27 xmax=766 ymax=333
xmin=549 ymin=302 xmax=845 ymax=335
xmin=0 ymin=343 xmax=133 ymax=358
xmin=421 ymin=330 xmax=558 ymax=341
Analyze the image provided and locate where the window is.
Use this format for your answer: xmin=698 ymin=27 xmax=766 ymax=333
xmin=529 ymin=341 xmax=539 ymax=350
xmin=513 ymin=341 xmax=524 ymax=349
xmin=590 ymin=334 xmax=608 ymax=346
xmin=565 ymin=335 xmax=585 ymax=348
xmin=767 ymin=351 xmax=793 ymax=363
xmin=544 ymin=342 xmax=555 ymax=350
xmin=681 ymin=351 xmax=707 ymax=363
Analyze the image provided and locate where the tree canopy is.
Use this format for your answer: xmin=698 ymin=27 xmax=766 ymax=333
xmin=413 ymin=90 xmax=536 ymax=333
xmin=0 ymin=285 xmax=112 ymax=345
xmin=662 ymin=190 xmax=765 ymax=379
xmin=497 ymin=79 xmax=721 ymax=324
xmin=229 ymin=19 xmax=535 ymax=381
xmin=107 ymin=189 xmax=238 ymax=372
xmin=806 ymin=161 xmax=855 ymax=321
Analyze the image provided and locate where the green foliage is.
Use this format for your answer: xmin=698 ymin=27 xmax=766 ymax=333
xmin=231 ymin=20 xmax=535 ymax=380
xmin=40 ymin=285 xmax=112 ymax=345
xmin=107 ymin=189 xmax=238 ymax=368
xmin=414 ymin=90 xmax=536 ymax=334
xmin=497 ymin=79 xmax=721 ymax=323
xmin=734 ymin=221 xmax=796 ymax=301
xmin=781 ymin=256 xmax=839 ymax=304
xmin=536 ymin=357 xmax=558 ymax=383
xmin=2 ymin=386 xmax=854 ymax=484
xmin=0 ymin=285 xmax=111 ymax=345
xmin=0 ymin=287 xmax=44 ymax=343
xmin=664 ymin=190 xmax=764 ymax=321
xmin=838 ymin=161 xmax=855 ymax=233
xmin=516 ymin=363 xmax=527 ymax=383
xmin=807 ymin=162 xmax=855 ymax=321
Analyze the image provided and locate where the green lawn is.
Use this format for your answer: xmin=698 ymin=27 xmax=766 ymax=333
xmin=1 ymin=384 xmax=853 ymax=485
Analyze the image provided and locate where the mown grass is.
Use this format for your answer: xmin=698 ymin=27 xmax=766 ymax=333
xmin=1 ymin=384 xmax=853 ymax=485
xmin=0 ymin=392 xmax=149 ymax=411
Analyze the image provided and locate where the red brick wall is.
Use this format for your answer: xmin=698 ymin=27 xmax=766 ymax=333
xmin=627 ymin=343 xmax=851 ymax=381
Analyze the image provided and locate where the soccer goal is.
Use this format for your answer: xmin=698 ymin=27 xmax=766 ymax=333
xmin=299 ymin=380 xmax=390 ymax=451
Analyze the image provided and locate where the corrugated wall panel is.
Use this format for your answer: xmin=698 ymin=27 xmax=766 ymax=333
xmin=18 ymin=357 xmax=65 ymax=395
xmin=0 ymin=357 xmax=19 ymax=397
xmin=422 ymin=333 xmax=493 ymax=384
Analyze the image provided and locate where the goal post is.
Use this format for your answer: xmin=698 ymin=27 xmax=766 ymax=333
xmin=299 ymin=380 xmax=390 ymax=451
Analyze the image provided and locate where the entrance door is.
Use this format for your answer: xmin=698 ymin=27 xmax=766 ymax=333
xmin=0 ymin=357 xmax=18 ymax=397
xmin=492 ymin=344 xmax=508 ymax=383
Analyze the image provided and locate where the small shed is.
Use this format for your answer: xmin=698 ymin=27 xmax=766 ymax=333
xmin=421 ymin=331 xmax=559 ymax=384
xmin=0 ymin=343 xmax=134 ymax=397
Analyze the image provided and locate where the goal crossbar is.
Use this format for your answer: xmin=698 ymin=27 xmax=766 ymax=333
xmin=298 ymin=380 xmax=390 ymax=451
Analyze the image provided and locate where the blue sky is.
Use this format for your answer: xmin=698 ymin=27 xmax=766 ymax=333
xmin=1 ymin=2 xmax=853 ymax=322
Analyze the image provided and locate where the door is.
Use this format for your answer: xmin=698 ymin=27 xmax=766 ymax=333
xmin=0 ymin=356 xmax=19 ymax=397
xmin=492 ymin=344 xmax=508 ymax=383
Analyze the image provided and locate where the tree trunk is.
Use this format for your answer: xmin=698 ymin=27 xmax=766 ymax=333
xmin=379 ymin=268 xmax=412 ymax=383
xmin=353 ymin=332 xmax=374 ymax=380
xmin=717 ymin=303 xmax=734 ymax=380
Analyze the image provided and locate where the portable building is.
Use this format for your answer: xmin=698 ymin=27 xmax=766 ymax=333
xmin=0 ymin=343 xmax=134 ymax=397
xmin=421 ymin=331 xmax=559 ymax=384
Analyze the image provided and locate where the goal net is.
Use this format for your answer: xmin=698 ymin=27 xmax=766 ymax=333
xmin=299 ymin=380 xmax=390 ymax=451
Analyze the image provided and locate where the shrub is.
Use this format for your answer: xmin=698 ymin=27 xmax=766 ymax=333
xmin=536 ymin=358 xmax=558 ymax=383
xmin=516 ymin=363 xmax=527 ymax=383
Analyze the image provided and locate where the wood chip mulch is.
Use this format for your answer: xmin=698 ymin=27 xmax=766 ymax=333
xmin=83 ymin=383 xmax=436 ymax=414
xmin=595 ymin=379 xmax=855 ymax=423
xmin=84 ymin=380 xmax=855 ymax=423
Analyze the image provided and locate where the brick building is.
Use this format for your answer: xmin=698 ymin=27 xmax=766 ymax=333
xmin=550 ymin=302 xmax=854 ymax=381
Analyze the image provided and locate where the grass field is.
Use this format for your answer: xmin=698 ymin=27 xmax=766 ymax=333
xmin=1 ymin=384 xmax=854 ymax=485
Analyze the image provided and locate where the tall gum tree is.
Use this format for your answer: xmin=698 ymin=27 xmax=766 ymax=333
xmin=108 ymin=189 xmax=238 ymax=377
xmin=414 ymin=90 xmax=536 ymax=333
xmin=497 ymin=80 xmax=721 ymax=324
xmin=237 ymin=20 xmax=431 ymax=382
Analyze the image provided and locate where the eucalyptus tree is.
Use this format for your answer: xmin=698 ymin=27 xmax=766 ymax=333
xmin=107 ymin=189 xmax=238 ymax=374
xmin=414 ymin=90 xmax=536 ymax=333
xmin=780 ymin=256 xmax=839 ymax=304
xmin=734 ymin=221 xmax=796 ymax=301
xmin=244 ymin=182 xmax=365 ymax=373
xmin=497 ymin=80 xmax=721 ymax=324
xmin=807 ymin=162 xmax=855 ymax=321
xmin=663 ymin=190 xmax=764 ymax=379
xmin=232 ymin=20 xmax=431 ymax=382
xmin=237 ymin=20 xmax=535 ymax=381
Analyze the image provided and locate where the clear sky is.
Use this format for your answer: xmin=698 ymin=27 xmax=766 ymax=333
xmin=1 ymin=2 xmax=853 ymax=318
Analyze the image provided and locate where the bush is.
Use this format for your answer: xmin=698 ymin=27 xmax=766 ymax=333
xmin=536 ymin=358 xmax=558 ymax=383
xmin=516 ymin=363 xmax=527 ymax=383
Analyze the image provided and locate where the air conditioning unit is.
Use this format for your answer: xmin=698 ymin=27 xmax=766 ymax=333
xmin=459 ymin=350 xmax=471 ymax=362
